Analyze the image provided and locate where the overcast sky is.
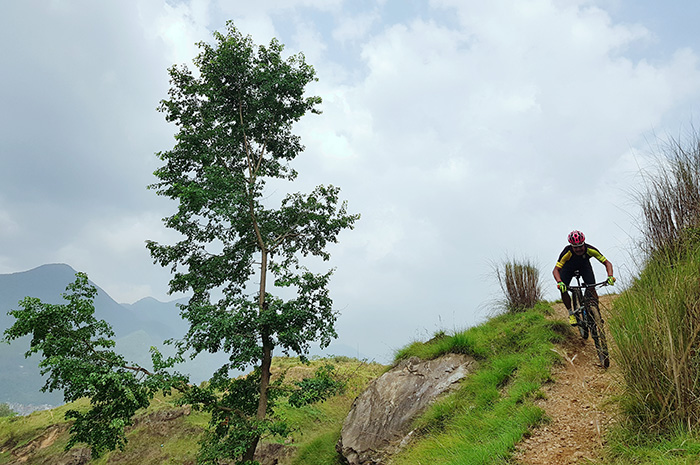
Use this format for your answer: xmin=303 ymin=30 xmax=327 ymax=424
xmin=2 ymin=0 xmax=700 ymax=363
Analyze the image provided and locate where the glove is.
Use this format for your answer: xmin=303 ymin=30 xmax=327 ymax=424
xmin=557 ymin=282 xmax=567 ymax=293
xmin=607 ymin=276 xmax=616 ymax=286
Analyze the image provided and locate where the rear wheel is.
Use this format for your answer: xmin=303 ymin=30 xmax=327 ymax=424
xmin=572 ymin=290 xmax=588 ymax=339
xmin=587 ymin=301 xmax=609 ymax=368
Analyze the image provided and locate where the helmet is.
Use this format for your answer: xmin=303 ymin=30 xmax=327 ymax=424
xmin=568 ymin=230 xmax=586 ymax=246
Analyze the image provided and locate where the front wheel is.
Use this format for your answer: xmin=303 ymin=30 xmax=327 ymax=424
xmin=587 ymin=301 xmax=609 ymax=368
xmin=572 ymin=291 xmax=588 ymax=339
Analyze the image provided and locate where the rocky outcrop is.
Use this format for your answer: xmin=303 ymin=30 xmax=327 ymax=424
xmin=336 ymin=353 xmax=476 ymax=465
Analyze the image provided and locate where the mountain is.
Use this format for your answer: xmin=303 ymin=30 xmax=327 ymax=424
xmin=0 ymin=264 xmax=359 ymax=409
xmin=0 ymin=264 xmax=187 ymax=407
xmin=0 ymin=263 xmax=137 ymax=338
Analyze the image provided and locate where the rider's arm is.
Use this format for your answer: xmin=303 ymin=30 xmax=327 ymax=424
xmin=604 ymin=259 xmax=613 ymax=278
xmin=553 ymin=266 xmax=563 ymax=283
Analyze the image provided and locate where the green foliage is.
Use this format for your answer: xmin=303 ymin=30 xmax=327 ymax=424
xmin=393 ymin=305 xmax=565 ymax=364
xmin=0 ymin=403 xmax=15 ymax=418
xmin=612 ymin=128 xmax=700 ymax=434
xmin=288 ymin=364 xmax=345 ymax=408
xmin=605 ymin=423 xmax=700 ymax=464
xmin=2 ymin=274 xmax=187 ymax=458
xmin=145 ymin=21 xmax=358 ymax=463
xmin=609 ymin=243 xmax=700 ymax=431
xmin=0 ymin=357 xmax=380 ymax=465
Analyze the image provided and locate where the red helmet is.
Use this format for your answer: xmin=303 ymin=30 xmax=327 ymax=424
xmin=568 ymin=230 xmax=585 ymax=246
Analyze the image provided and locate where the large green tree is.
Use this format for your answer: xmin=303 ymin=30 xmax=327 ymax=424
xmin=3 ymin=22 xmax=357 ymax=465
xmin=146 ymin=22 xmax=358 ymax=463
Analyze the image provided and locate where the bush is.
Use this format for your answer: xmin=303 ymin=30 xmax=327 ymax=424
xmin=288 ymin=364 xmax=345 ymax=408
xmin=0 ymin=403 xmax=16 ymax=418
xmin=494 ymin=258 xmax=543 ymax=313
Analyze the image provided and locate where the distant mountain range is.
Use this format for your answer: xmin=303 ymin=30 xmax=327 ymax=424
xmin=0 ymin=264 xmax=362 ymax=411
xmin=0 ymin=264 xmax=204 ymax=407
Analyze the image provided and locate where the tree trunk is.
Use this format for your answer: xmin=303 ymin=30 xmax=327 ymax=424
xmin=243 ymin=248 xmax=273 ymax=463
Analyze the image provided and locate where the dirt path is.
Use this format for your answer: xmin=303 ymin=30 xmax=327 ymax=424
xmin=513 ymin=298 xmax=620 ymax=465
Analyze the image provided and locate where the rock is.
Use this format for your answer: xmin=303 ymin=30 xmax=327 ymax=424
xmin=336 ymin=354 xmax=476 ymax=465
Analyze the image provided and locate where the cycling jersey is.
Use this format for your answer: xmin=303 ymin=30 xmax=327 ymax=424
xmin=555 ymin=244 xmax=607 ymax=269
xmin=556 ymin=244 xmax=608 ymax=285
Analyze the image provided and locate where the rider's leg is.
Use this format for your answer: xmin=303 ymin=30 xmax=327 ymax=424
xmin=558 ymin=266 xmax=576 ymax=324
xmin=561 ymin=291 xmax=572 ymax=311
xmin=581 ymin=264 xmax=598 ymax=305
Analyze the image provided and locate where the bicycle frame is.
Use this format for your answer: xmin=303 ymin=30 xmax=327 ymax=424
xmin=567 ymin=271 xmax=610 ymax=367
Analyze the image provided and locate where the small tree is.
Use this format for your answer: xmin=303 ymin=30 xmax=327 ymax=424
xmin=146 ymin=22 xmax=358 ymax=463
xmin=2 ymin=273 xmax=186 ymax=457
xmin=0 ymin=403 xmax=16 ymax=417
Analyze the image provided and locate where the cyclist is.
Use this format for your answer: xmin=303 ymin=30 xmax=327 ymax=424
xmin=553 ymin=230 xmax=616 ymax=325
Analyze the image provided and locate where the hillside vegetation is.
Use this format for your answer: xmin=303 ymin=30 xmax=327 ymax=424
xmin=0 ymin=356 xmax=385 ymax=465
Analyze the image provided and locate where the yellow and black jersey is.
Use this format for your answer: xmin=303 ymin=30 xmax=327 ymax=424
xmin=555 ymin=244 xmax=607 ymax=270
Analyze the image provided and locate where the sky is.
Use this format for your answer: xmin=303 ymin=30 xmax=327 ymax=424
xmin=2 ymin=0 xmax=700 ymax=363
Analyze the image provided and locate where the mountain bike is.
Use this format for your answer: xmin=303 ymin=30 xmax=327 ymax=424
xmin=568 ymin=271 xmax=610 ymax=368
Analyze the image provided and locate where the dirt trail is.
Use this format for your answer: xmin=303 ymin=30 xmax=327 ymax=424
xmin=513 ymin=297 xmax=620 ymax=465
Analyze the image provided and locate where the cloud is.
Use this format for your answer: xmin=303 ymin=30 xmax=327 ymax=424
xmin=3 ymin=0 xmax=700 ymax=362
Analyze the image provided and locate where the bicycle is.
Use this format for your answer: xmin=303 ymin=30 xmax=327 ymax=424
xmin=568 ymin=271 xmax=610 ymax=368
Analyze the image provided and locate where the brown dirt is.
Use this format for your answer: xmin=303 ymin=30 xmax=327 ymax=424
xmin=513 ymin=297 xmax=621 ymax=465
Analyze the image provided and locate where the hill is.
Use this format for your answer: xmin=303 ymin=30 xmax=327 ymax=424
xmin=0 ymin=356 xmax=386 ymax=465
xmin=3 ymin=279 xmax=700 ymax=464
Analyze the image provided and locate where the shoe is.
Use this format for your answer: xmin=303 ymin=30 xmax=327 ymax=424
xmin=569 ymin=314 xmax=577 ymax=326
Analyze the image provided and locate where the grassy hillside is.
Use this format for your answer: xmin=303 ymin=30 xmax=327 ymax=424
xmin=3 ymin=289 xmax=700 ymax=464
xmin=0 ymin=304 xmax=571 ymax=465
xmin=0 ymin=357 xmax=385 ymax=465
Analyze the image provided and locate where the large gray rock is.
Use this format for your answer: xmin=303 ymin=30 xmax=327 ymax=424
xmin=336 ymin=353 xmax=476 ymax=465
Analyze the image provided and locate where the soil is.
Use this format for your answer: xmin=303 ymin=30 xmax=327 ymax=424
xmin=513 ymin=297 xmax=620 ymax=465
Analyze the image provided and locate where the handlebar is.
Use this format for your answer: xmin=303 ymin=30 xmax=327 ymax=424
xmin=567 ymin=281 xmax=609 ymax=290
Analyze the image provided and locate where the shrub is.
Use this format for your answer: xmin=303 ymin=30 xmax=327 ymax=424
xmin=0 ymin=403 xmax=15 ymax=418
xmin=494 ymin=258 xmax=543 ymax=313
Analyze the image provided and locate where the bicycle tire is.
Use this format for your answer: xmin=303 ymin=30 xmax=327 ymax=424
xmin=586 ymin=300 xmax=609 ymax=368
xmin=571 ymin=290 xmax=588 ymax=339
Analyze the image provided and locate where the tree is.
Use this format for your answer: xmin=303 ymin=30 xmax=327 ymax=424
xmin=0 ymin=403 xmax=16 ymax=418
xmin=3 ymin=22 xmax=357 ymax=465
xmin=2 ymin=273 xmax=186 ymax=457
xmin=146 ymin=22 xmax=358 ymax=463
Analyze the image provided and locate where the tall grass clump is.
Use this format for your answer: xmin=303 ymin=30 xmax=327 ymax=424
xmin=636 ymin=129 xmax=700 ymax=259
xmin=494 ymin=258 xmax=543 ymax=313
xmin=611 ymin=128 xmax=700 ymax=432
xmin=610 ymin=245 xmax=700 ymax=431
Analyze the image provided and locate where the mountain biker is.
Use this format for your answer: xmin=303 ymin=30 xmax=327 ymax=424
xmin=553 ymin=230 xmax=615 ymax=325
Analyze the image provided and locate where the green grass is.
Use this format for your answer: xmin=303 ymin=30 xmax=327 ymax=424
xmin=605 ymin=423 xmax=700 ymax=464
xmin=609 ymin=243 xmax=700 ymax=431
xmin=390 ymin=303 xmax=568 ymax=465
